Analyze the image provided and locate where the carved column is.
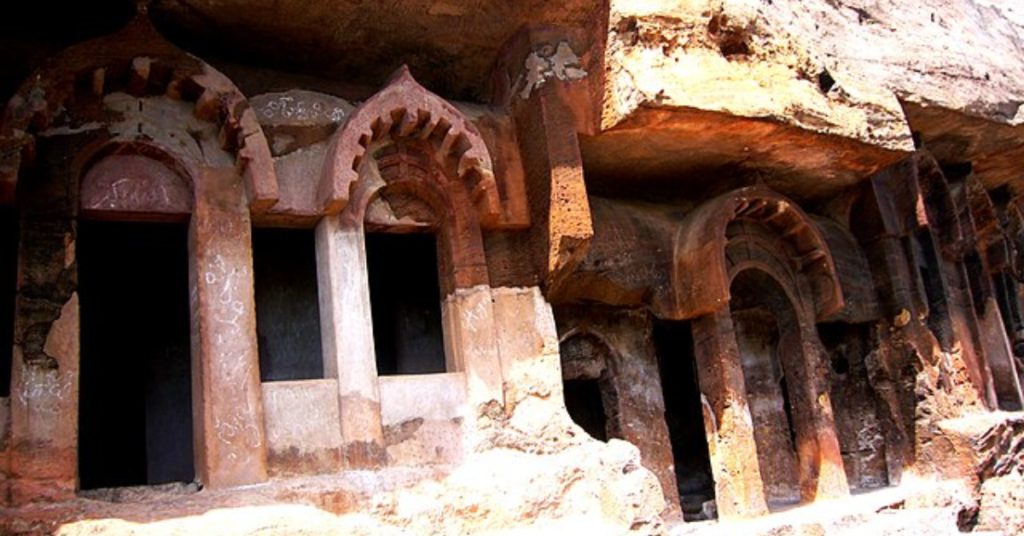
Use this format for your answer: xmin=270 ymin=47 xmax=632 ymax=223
xmin=498 ymin=28 xmax=595 ymax=297
xmin=189 ymin=167 xmax=267 ymax=488
xmin=691 ymin=306 xmax=769 ymax=519
xmin=438 ymin=196 xmax=504 ymax=411
xmin=315 ymin=214 xmax=385 ymax=469
xmin=977 ymin=297 xmax=1024 ymax=410
xmin=794 ymin=323 xmax=850 ymax=502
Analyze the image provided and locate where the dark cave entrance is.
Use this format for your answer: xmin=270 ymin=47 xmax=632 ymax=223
xmin=365 ymin=232 xmax=446 ymax=375
xmin=77 ymin=220 xmax=194 ymax=490
xmin=559 ymin=332 xmax=619 ymax=443
xmin=653 ymin=319 xmax=716 ymax=520
xmin=563 ymin=378 xmax=609 ymax=441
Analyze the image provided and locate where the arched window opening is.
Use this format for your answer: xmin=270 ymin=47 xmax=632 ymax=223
xmin=730 ymin=269 xmax=801 ymax=508
xmin=252 ymin=227 xmax=324 ymax=381
xmin=653 ymin=319 xmax=716 ymax=521
xmin=77 ymin=220 xmax=194 ymax=490
xmin=0 ymin=206 xmax=16 ymax=397
xmin=366 ymin=232 xmax=446 ymax=375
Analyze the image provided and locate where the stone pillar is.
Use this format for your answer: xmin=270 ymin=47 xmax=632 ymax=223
xmin=499 ymin=28 xmax=595 ymax=296
xmin=977 ymin=297 xmax=1024 ymax=410
xmin=9 ymin=294 xmax=78 ymax=504
xmin=9 ymin=153 xmax=80 ymax=504
xmin=795 ymin=324 xmax=850 ymax=502
xmin=442 ymin=285 xmax=505 ymax=411
xmin=190 ymin=168 xmax=267 ymax=488
xmin=315 ymin=214 xmax=385 ymax=469
xmin=691 ymin=306 xmax=768 ymax=519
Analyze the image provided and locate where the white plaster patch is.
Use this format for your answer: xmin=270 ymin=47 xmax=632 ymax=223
xmin=379 ymin=372 xmax=468 ymax=425
xmin=18 ymin=367 xmax=73 ymax=420
xmin=515 ymin=42 xmax=589 ymax=100
xmin=37 ymin=122 xmax=104 ymax=137
xmin=700 ymin=392 xmax=717 ymax=433
xmin=252 ymin=91 xmax=352 ymax=126
xmin=262 ymin=379 xmax=341 ymax=451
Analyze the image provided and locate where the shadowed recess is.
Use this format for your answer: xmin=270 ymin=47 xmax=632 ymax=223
xmin=366 ymin=232 xmax=445 ymax=375
xmin=77 ymin=220 xmax=193 ymax=489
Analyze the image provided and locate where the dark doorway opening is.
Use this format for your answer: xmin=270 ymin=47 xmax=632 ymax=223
xmin=653 ymin=319 xmax=715 ymax=521
xmin=78 ymin=220 xmax=193 ymax=489
xmin=563 ymin=379 xmax=608 ymax=441
xmin=252 ymin=228 xmax=323 ymax=381
xmin=0 ymin=206 xmax=16 ymax=397
xmin=365 ymin=233 xmax=445 ymax=375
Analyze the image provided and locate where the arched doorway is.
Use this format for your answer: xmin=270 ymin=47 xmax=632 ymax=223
xmin=730 ymin=269 xmax=802 ymax=507
xmin=77 ymin=220 xmax=193 ymax=489
xmin=673 ymin=186 xmax=850 ymax=519
xmin=77 ymin=153 xmax=195 ymax=490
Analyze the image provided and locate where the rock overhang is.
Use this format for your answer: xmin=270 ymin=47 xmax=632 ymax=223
xmin=591 ymin=0 xmax=1024 ymax=201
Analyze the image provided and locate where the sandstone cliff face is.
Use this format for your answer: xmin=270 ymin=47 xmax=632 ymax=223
xmin=604 ymin=0 xmax=913 ymax=151
xmin=605 ymin=0 xmax=1024 ymax=136
xmin=596 ymin=0 xmax=1024 ymax=199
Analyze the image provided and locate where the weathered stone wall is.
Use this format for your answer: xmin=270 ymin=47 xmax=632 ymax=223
xmin=3 ymin=2 xmax=1024 ymax=535
xmin=554 ymin=305 xmax=683 ymax=522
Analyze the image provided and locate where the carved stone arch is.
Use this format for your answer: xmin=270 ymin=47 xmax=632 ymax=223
xmin=332 ymin=81 xmax=496 ymax=293
xmin=669 ymin=186 xmax=843 ymax=321
xmin=347 ymin=140 xmax=453 ymax=228
xmin=725 ymin=219 xmax=812 ymax=317
xmin=2 ymin=9 xmax=274 ymax=496
xmin=318 ymin=66 xmax=499 ymax=225
xmin=0 ymin=8 xmax=278 ymax=210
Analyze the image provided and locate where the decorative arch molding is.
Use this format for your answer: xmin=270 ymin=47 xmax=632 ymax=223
xmin=318 ymin=66 xmax=499 ymax=225
xmin=0 ymin=8 xmax=278 ymax=210
xmin=725 ymin=223 xmax=809 ymax=316
xmin=668 ymin=186 xmax=843 ymax=321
